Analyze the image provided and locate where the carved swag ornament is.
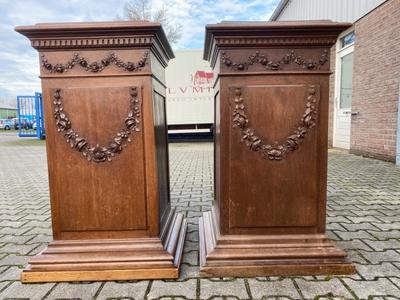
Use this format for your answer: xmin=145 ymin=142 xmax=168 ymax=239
xmin=42 ymin=51 xmax=149 ymax=73
xmin=222 ymin=50 xmax=328 ymax=71
xmin=232 ymin=86 xmax=317 ymax=160
xmin=53 ymin=87 xmax=141 ymax=163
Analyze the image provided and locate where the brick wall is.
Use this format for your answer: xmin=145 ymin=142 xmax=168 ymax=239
xmin=350 ymin=0 xmax=400 ymax=161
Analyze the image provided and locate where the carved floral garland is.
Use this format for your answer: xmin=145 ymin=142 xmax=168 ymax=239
xmin=222 ymin=50 xmax=328 ymax=71
xmin=42 ymin=51 xmax=149 ymax=73
xmin=53 ymin=87 xmax=141 ymax=163
xmin=232 ymin=86 xmax=317 ymax=160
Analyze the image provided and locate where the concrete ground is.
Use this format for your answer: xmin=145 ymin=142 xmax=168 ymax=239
xmin=0 ymin=132 xmax=400 ymax=300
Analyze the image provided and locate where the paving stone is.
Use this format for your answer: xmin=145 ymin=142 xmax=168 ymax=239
xmin=362 ymin=239 xmax=400 ymax=251
xmin=0 ymin=215 xmax=25 ymax=222
xmin=200 ymin=278 xmax=249 ymax=299
xmin=373 ymin=222 xmax=400 ymax=231
xmin=355 ymin=262 xmax=400 ymax=280
xmin=22 ymin=227 xmax=52 ymax=235
xmin=0 ymin=254 xmax=30 ymax=267
xmin=183 ymin=241 xmax=198 ymax=252
xmin=182 ymin=250 xmax=198 ymax=266
xmin=359 ymin=250 xmax=400 ymax=263
xmin=0 ymin=265 xmax=8 ymax=274
xmin=327 ymin=210 xmax=357 ymax=217
xmin=47 ymin=282 xmax=102 ymax=299
xmin=313 ymin=297 xmax=355 ymax=300
xmin=0 ymin=243 xmax=41 ymax=255
xmin=294 ymin=278 xmax=353 ymax=298
xmin=335 ymin=239 xmax=374 ymax=251
xmin=368 ymin=230 xmax=400 ymax=240
xmin=326 ymin=222 xmax=347 ymax=231
xmin=0 ymin=266 xmax=22 ymax=281
xmin=0 ymin=220 xmax=28 ymax=228
xmin=147 ymin=279 xmax=197 ymax=299
xmin=313 ymin=273 xmax=362 ymax=281
xmin=343 ymin=278 xmax=400 ymax=298
xmin=0 ymin=209 xmax=25 ymax=215
xmin=24 ymin=234 xmax=53 ymax=244
xmin=376 ymin=216 xmax=400 ymax=223
xmin=186 ymin=224 xmax=198 ymax=234
xmin=377 ymin=209 xmax=399 ymax=217
xmin=180 ymin=264 xmax=199 ymax=279
xmin=345 ymin=216 xmax=383 ymax=224
xmin=326 ymin=230 xmax=341 ymax=241
xmin=0 ymin=227 xmax=30 ymax=236
xmin=187 ymin=211 xmax=204 ymax=218
xmin=21 ymin=220 xmax=51 ymax=228
xmin=328 ymin=204 xmax=360 ymax=211
xmin=0 ymin=281 xmax=55 ymax=300
xmin=345 ymin=250 xmax=370 ymax=264
xmin=389 ymin=278 xmax=400 ymax=291
xmin=355 ymin=211 xmax=390 ymax=219
xmin=27 ymin=243 xmax=48 ymax=255
xmin=186 ymin=231 xmax=199 ymax=242
xmin=341 ymin=223 xmax=380 ymax=231
xmin=248 ymin=278 xmax=301 ymax=299
xmin=392 ymin=262 xmax=400 ymax=270
xmin=332 ymin=230 xmax=377 ymax=241
xmin=327 ymin=216 xmax=351 ymax=223
xmin=22 ymin=215 xmax=49 ymax=222
xmin=96 ymin=281 xmax=149 ymax=300
xmin=0 ymin=281 xmax=12 ymax=294
xmin=2 ymin=136 xmax=400 ymax=298
xmin=0 ymin=234 xmax=37 ymax=244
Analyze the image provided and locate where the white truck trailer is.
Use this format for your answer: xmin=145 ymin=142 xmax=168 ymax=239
xmin=165 ymin=49 xmax=214 ymax=139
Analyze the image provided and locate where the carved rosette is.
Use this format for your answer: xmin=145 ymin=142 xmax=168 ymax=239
xmin=42 ymin=51 xmax=149 ymax=73
xmin=222 ymin=50 xmax=328 ymax=71
xmin=53 ymin=87 xmax=141 ymax=163
xmin=232 ymin=86 xmax=317 ymax=161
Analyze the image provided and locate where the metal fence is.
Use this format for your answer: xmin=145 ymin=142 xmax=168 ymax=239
xmin=16 ymin=92 xmax=45 ymax=139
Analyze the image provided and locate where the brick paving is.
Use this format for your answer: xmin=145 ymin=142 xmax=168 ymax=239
xmin=0 ymin=132 xmax=400 ymax=299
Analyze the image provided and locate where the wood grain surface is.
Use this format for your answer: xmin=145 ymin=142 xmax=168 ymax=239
xmin=15 ymin=21 xmax=187 ymax=282
xmin=201 ymin=21 xmax=355 ymax=277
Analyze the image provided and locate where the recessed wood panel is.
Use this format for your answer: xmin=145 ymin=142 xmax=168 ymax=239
xmin=49 ymin=86 xmax=147 ymax=232
xmin=227 ymin=84 xmax=319 ymax=230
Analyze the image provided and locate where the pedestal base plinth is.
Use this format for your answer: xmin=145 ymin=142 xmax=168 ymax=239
xmin=21 ymin=209 xmax=187 ymax=283
xmin=199 ymin=210 xmax=356 ymax=277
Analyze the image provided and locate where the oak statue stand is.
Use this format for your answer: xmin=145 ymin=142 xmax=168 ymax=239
xmin=200 ymin=21 xmax=356 ymax=277
xmin=16 ymin=21 xmax=187 ymax=282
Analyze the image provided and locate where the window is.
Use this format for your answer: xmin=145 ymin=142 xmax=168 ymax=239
xmin=339 ymin=52 xmax=353 ymax=110
xmin=340 ymin=31 xmax=355 ymax=48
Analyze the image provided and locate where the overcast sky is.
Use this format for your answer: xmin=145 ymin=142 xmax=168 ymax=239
xmin=0 ymin=0 xmax=279 ymax=103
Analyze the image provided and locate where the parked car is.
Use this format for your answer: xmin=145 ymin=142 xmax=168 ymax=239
xmin=12 ymin=118 xmax=19 ymax=129
xmin=0 ymin=119 xmax=14 ymax=130
xmin=12 ymin=118 xmax=32 ymax=130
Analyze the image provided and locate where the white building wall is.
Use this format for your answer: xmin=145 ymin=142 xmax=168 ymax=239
xmin=0 ymin=98 xmax=17 ymax=109
xmin=276 ymin=0 xmax=386 ymax=22
xmin=165 ymin=50 xmax=214 ymax=126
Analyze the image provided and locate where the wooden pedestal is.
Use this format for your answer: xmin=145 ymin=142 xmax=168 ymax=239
xmin=16 ymin=21 xmax=187 ymax=282
xmin=201 ymin=21 xmax=356 ymax=277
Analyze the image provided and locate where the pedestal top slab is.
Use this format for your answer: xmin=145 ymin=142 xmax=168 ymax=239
xmin=15 ymin=21 xmax=174 ymax=64
xmin=204 ymin=20 xmax=351 ymax=65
